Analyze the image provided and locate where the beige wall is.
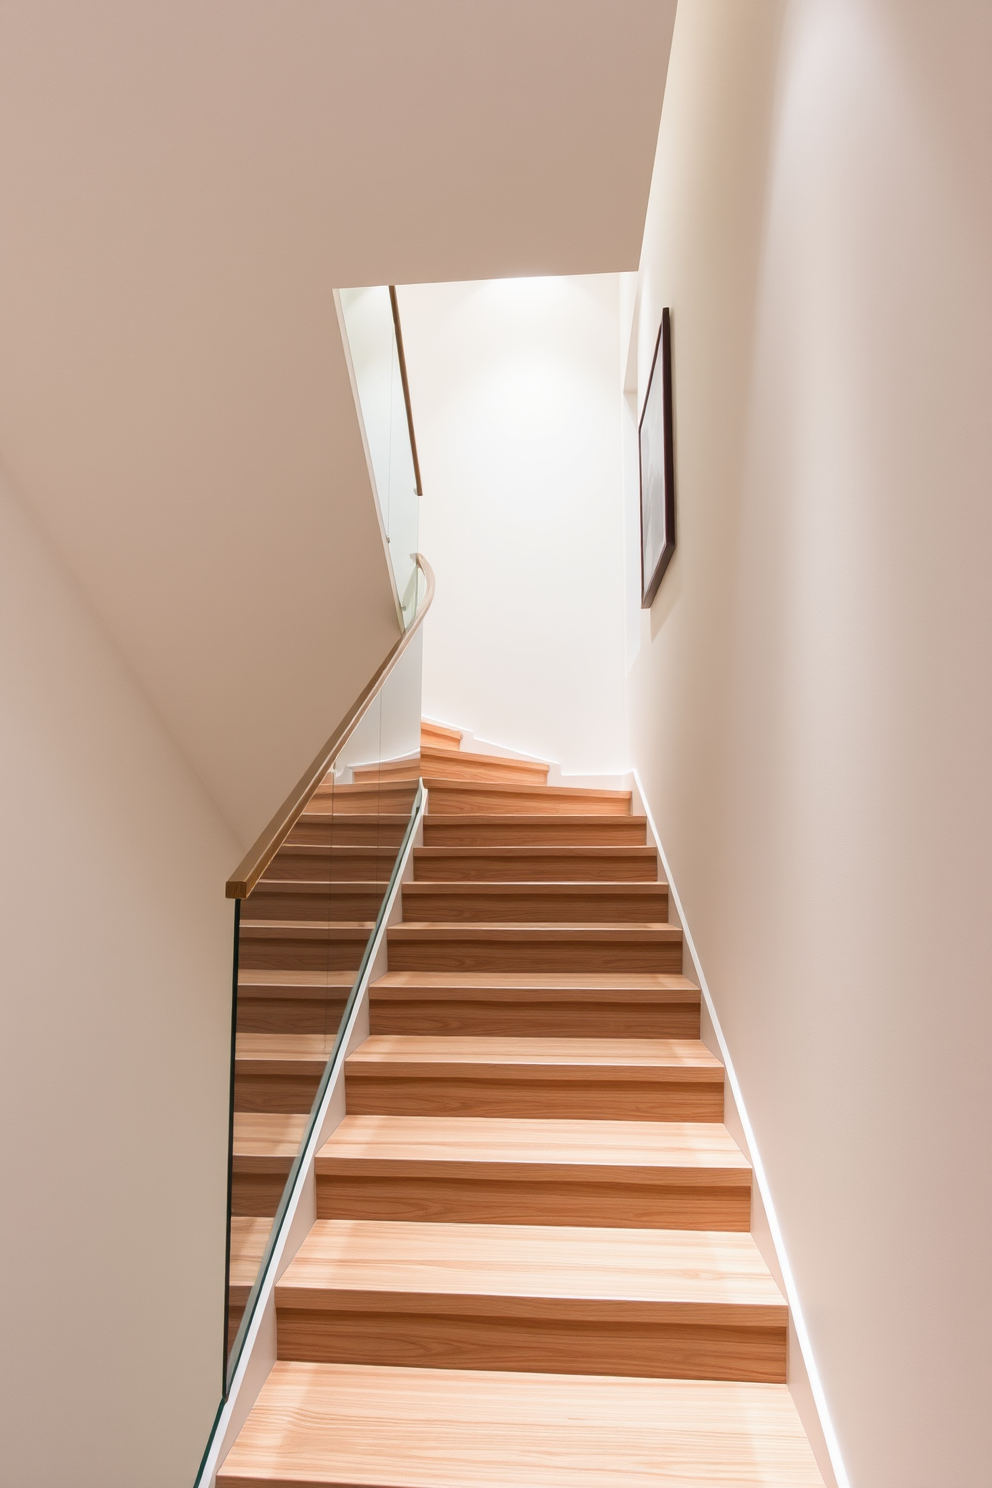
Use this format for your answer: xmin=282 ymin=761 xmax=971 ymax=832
xmin=399 ymin=276 xmax=628 ymax=776
xmin=0 ymin=470 xmax=240 ymax=1485
xmin=627 ymin=3 xmax=992 ymax=1483
xmin=0 ymin=0 xmax=680 ymax=852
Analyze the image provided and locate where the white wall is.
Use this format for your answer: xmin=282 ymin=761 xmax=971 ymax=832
xmin=627 ymin=3 xmax=992 ymax=1484
xmin=0 ymin=470 xmax=239 ymax=1486
xmin=399 ymin=276 xmax=628 ymax=775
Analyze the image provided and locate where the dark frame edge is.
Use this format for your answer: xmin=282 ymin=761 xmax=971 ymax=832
xmin=221 ymin=896 xmax=241 ymax=1398
xmin=639 ymin=305 xmax=676 ymax=609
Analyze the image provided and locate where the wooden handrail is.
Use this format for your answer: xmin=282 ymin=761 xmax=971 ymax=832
xmin=389 ymin=285 xmax=423 ymax=498
xmin=225 ymin=553 xmax=435 ymax=898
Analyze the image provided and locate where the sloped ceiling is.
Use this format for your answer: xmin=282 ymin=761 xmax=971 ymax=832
xmin=0 ymin=1 xmax=677 ymax=846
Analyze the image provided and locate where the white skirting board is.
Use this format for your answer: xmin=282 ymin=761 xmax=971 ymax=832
xmin=629 ymin=768 xmax=849 ymax=1488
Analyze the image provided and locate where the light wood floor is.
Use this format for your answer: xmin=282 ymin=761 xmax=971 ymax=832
xmin=221 ymin=722 xmax=824 ymax=1485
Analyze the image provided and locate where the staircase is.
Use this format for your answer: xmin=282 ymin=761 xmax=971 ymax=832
xmin=221 ymin=722 xmax=825 ymax=1485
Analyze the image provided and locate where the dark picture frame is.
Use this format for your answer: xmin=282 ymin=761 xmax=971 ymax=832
xmin=639 ymin=307 xmax=676 ymax=607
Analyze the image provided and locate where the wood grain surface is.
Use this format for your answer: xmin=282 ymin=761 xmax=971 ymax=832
xmin=355 ymin=746 xmax=549 ymax=787
xmin=273 ymin=1220 xmax=786 ymax=1381
xmin=413 ymin=845 xmax=659 ymax=880
xmin=264 ymin=844 xmax=402 ymax=881
xmin=343 ymin=1036 xmax=723 ymax=1121
xmin=385 ymin=922 xmax=683 ymax=973
xmin=420 ymin=721 xmax=463 ymax=750
xmin=424 ymin=780 xmax=633 ymax=817
xmin=219 ymin=721 xmax=823 ymax=1484
xmin=400 ymin=881 xmax=669 ymax=924
xmin=422 ymin=814 xmax=648 ymax=846
xmin=237 ymin=920 xmax=370 ymax=972
xmin=314 ymin=1114 xmax=750 ymax=1229
xmin=368 ymin=970 xmax=699 ymax=1038
xmin=218 ymin=1362 xmax=826 ymax=1487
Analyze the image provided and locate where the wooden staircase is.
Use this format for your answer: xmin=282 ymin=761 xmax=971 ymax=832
xmin=222 ymin=722 xmax=825 ymax=1486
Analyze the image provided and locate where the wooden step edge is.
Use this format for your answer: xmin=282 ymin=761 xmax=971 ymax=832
xmin=371 ymin=972 xmax=699 ymax=989
xmin=313 ymin=1156 xmax=749 ymax=1187
xmin=252 ymin=880 xmax=398 ymax=892
xmin=239 ymin=920 xmax=375 ymax=935
xmin=297 ymin=812 xmax=412 ymax=822
xmin=421 ymin=720 xmax=464 ymax=747
xmin=423 ymin=778 xmax=631 ymax=801
xmin=273 ymin=1286 xmax=788 ymax=1331
xmin=368 ymin=983 xmax=699 ymax=1005
xmin=239 ymin=969 xmax=356 ymax=986
xmin=217 ymin=1363 xmax=824 ymax=1487
xmin=401 ymin=883 xmax=669 ymax=895
xmin=422 ymin=815 xmax=649 ymax=825
xmin=413 ymin=846 xmax=658 ymax=857
xmin=387 ymin=923 xmax=683 ymax=939
xmin=342 ymin=1062 xmax=724 ymax=1084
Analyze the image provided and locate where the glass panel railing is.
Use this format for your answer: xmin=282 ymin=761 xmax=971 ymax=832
xmin=338 ymin=285 xmax=422 ymax=624
xmin=224 ymin=621 xmax=424 ymax=1388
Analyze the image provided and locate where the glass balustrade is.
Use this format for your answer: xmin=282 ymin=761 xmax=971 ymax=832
xmin=338 ymin=285 xmax=422 ymax=625
xmin=223 ymin=599 xmax=425 ymax=1390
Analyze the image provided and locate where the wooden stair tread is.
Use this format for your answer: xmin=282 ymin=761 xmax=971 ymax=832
xmin=234 ymin=1112 xmax=309 ymax=1159
xmin=238 ymin=971 xmax=355 ymax=1006
xmin=424 ymin=814 xmax=647 ymax=826
xmin=423 ymin=779 xmax=632 ymax=817
xmin=357 ymin=746 xmax=550 ymax=784
xmin=317 ymin=1114 xmax=748 ymax=1173
xmin=404 ymin=881 xmax=667 ymax=893
xmin=415 ymin=845 xmax=655 ymax=858
xmin=237 ymin=1033 xmax=340 ymax=1065
xmin=346 ymin=1035 xmax=721 ymax=1072
xmin=413 ymin=845 xmax=659 ymax=881
xmin=421 ymin=720 xmax=464 ymax=749
xmin=219 ymin=1362 xmax=825 ymax=1486
xmin=370 ymin=971 xmax=698 ymax=1003
xmin=276 ymin=1220 xmax=786 ymax=1318
xmin=389 ymin=922 xmax=679 ymax=936
xmin=402 ymin=881 xmax=667 ymax=900
xmin=419 ymin=745 xmax=547 ymax=774
xmin=425 ymin=778 xmax=629 ymax=800
xmin=239 ymin=920 xmax=375 ymax=933
xmin=239 ymin=970 xmax=355 ymax=989
xmin=421 ymin=819 xmax=649 ymax=847
xmin=295 ymin=812 xmax=410 ymax=824
xmin=230 ymin=1215 xmax=273 ymax=1290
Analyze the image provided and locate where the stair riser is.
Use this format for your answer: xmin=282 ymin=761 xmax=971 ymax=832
xmin=238 ymin=995 xmax=349 ymax=1034
xmin=288 ymin=819 xmax=407 ymax=848
xmin=238 ymin=935 xmax=366 ymax=972
xmin=308 ymin=786 xmax=418 ymax=815
xmin=244 ymin=889 xmax=385 ymax=922
xmin=368 ymin=999 xmax=699 ymax=1038
xmin=315 ymin=1176 xmax=750 ymax=1231
xmin=401 ymin=887 xmax=668 ymax=924
xmin=265 ymin=851 xmax=400 ymax=881
xmin=413 ymin=853 xmax=658 ymax=882
xmin=235 ymin=1070 xmax=323 ymax=1114
xmin=423 ymin=820 xmax=648 ymax=846
xmin=421 ymin=724 xmax=462 ymax=750
xmin=343 ymin=1077 xmax=723 ymax=1122
xmin=385 ymin=938 xmax=683 ymax=973
xmin=427 ymin=787 xmax=631 ymax=817
xmin=233 ymin=1172 xmax=292 ymax=1217
xmin=357 ymin=756 xmax=548 ymax=787
xmin=274 ymin=1310 xmax=786 ymax=1384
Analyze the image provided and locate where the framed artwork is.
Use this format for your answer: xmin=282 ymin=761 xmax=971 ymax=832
xmin=639 ymin=306 xmax=676 ymax=607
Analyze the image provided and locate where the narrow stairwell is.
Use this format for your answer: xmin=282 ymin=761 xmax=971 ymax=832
xmin=221 ymin=722 xmax=825 ymax=1485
